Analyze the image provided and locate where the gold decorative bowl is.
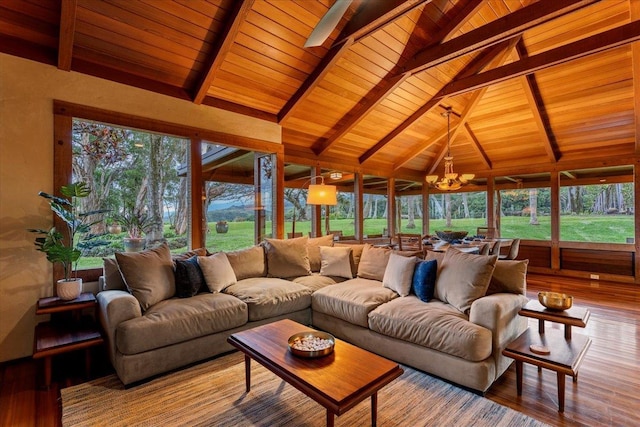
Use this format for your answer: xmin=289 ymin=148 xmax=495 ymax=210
xmin=288 ymin=331 xmax=335 ymax=358
xmin=538 ymin=291 xmax=573 ymax=311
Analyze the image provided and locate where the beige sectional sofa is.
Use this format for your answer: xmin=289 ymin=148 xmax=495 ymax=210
xmin=97 ymin=235 xmax=528 ymax=393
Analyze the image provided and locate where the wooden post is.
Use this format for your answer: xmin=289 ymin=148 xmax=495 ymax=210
xmin=550 ymin=170 xmax=561 ymax=271
xmin=53 ymin=114 xmax=73 ymax=287
xmin=189 ymin=138 xmax=204 ymax=250
xmin=388 ymin=178 xmax=396 ymax=238
xmin=355 ymin=172 xmax=364 ymax=241
xmin=275 ymin=151 xmax=285 ymax=239
xmin=486 ymin=176 xmax=495 ymax=238
xmin=311 ymin=166 xmax=322 ymax=237
xmin=422 ymin=184 xmax=429 ymax=236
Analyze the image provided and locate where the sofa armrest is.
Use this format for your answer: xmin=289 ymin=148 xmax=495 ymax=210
xmin=97 ymin=290 xmax=141 ymax=366
xmin=469 ymin=293 xmax=528 ymax=355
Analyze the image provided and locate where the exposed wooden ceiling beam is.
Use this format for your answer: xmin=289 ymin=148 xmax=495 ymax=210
xmin=515 ymin=41 xmax=558 ymax=162
xmin=57 ymin=0 xmax=77 ymax=71
xmin=278 ymin=40 xmax=353 ymax=123
xmin=562 ymin=171 xmax=577 ymax=179
xmin=312 ymin=0 xmax=484 ymax=156
xmin=631 ymin=0 xmax=640 ymax=154
xmin=359 ymin=39 xmax=515 ymax=165
xmin=439 ymin=21 xmax=640 ymax=99
xmin=463 ymin=123 xmax=492 ymax=170
xmin=203 ymin=150 xmax=251 ymax=172
xmin=192 ymin=0 xmax=254 ymax=105
xmin=333 ymin=0 xmax=431 ymax=46
xmin=402 ymin=0 xmax=600 ymax=75
xmin=394 ymin=37 xmax=519 ymax=171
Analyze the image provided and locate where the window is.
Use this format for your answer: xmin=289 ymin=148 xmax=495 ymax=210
xmin=396 ymin=195 xmax=423 ymax=234
xmin=429 ymin=191 xmax=487 ymax=236
xmin=559 ymin=169 xmax=634 ymax=243
xmin=499 ymin=187 xmax=551 ymax=240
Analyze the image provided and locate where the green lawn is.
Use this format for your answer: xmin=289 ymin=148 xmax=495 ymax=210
xmin=76 ymin=215 xmax=634 ymax=270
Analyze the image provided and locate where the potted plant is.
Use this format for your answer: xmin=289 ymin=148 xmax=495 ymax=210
xmin=30 ymin=182 xmax=108 ymax=300
xmin=215 ymin=220 xmax=228 ymax=234
xmin=113 ymin=209 xmax=157 ymax=252
xmin=107 ymin=219 xmax=122 ymax=235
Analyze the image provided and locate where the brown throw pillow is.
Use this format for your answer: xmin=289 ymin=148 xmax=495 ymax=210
xmin=225 ymin=246 xmax=266 ymax=280
xmin=435 ymin=249 xmax=497 ymax=314
xmin=264 ymin=236 xmax=311 ymax=278
xmin=307 ymin=235 xmax=335 ymax=272
xmin=357 ymin=244 xmax=391 ymax=281
xmin=487 ymin=259 xmax=528 ymax=295
xmin=335 ymin=243 xmax=365 ymax=277
xmin=115 ymin=243 xmax=175 ymax=311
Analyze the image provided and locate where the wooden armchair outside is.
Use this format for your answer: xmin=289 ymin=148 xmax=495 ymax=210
xmin=397 ymin=233 xmax=423 ymax=251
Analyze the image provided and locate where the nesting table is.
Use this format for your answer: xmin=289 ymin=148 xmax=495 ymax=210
xmin=503 ymin=300 xmax=591 ymax=412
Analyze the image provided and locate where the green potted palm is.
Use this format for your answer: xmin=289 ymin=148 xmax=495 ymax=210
xmin=30 ymin=181 xmax=108 ymax=300
xmin=113 ymin=209 xmax=158 ymax=252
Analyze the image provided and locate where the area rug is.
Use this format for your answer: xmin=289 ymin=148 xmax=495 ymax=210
xmin=62 ymin=352 xmax=547 ymax=427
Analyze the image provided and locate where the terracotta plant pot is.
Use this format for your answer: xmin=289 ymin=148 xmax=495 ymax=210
xmin=57 ymin=278 xmax=82 ymax=301
xmin=216 ymin=222 xmax=229 ymax=233
xmin=108 ymin=224 xmax=122 ymax=234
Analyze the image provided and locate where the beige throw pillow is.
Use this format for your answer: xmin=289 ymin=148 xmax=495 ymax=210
xmin=319 ymin=246 xmax=353 ymax=279
xmin=357 ymin=244 xmax=391 ymax=281
xmin=487 ymin=259 xmax=528 ymax=295
xmin=335 ymin=243 xmax=365 ymax=277
xmin=225 ymin=246 xmax=266 ymax=280
xmin=435 ymin=249 xmax=497 ymax=314
xmin=198 ymin=252 xmax=237 ymax=293
xmin=382 ymin=252 xmax=418 ymax=297
xmin=115 ymin=243 xmax=175 ymax=311
xmin=307 ymin=235 xmax=335 ymax=272
xmin=264 ymin=236 xmax=311 ymax=278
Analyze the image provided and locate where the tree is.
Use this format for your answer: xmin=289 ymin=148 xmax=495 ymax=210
xmin=406 ymin=196 xmax=416 ymax=229
xmin=529 ymin=188 xmax=539 ymax=225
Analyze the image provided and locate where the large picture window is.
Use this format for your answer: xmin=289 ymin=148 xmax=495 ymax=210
xmin=428 ymin=191 xmax=487 ymax=236
xmin=499 ymin=187 xmax=551 ymax=240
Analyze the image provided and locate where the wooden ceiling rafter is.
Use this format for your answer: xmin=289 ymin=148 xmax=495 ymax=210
xmin=391 ymin=37 xmax=519 ymax=171
xmin=463 ymin=123 xmax=491 ymax=169
xmin=192 ymin=0 xmax=255 ymax=105
xmin=312 ymin=0 xmax=484 ymax=157
xmin=57 ymin=0 xmax=77 ymax=71
xmin=332 ymin=0 xmax=432 ymax=47
xmin=439 ymin=21 xmax=640 ymax=100
xmin=515 ymin=40 xmax=558 ymax=162
xmin=401 ymin=0 xmax=601 ymax=75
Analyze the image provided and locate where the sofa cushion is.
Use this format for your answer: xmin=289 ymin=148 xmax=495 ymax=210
xmin=225 ymin=246 xmax=266 ymax=280
xmin=334 ymin=243 xmax=365 ymax=277
xmin=382 ymin=253 xmax=417 ymax=297
xmin=412 ymin=259 xmax=438 ymax=302
xmin=264 ymin=236 xmax=312 ymax=278
xmin=174 ymin=256 xmax=206 ymax=298
xmin=307 ymin=235 xmax=334 ymax=272
xmin=487 ymin=259 xmax=528 ymax=295
xmin=198 ymin=253 xmax=237 ymax=293
xmin=115 ymin=243 xmax=175 ymax=311
xmin=312 ymin=278 xmax=398 ymax=327
xmin=435 ymin=249 xmax=497 ymax=314
xmin=292 ymin=274 xmax=347 ymax=292
xmin=357 ymin=244 xmax=391 ymax=281
xmin=368 ymin=297 xmax=492 ymax=362
xmin=319 ymin=246 xmax=353 ymax=279
xmin=424 ymin=250 xmax=445 ymax=269
xmin=171 ymin=248 xmax=208 ymax=262
xmin=116 ymin=293 xmax=248 ymax=355
xmin=102 ymin=257 xmax=127 ymax=291
xmin=223 ymin=277 xmax=312 ymax=321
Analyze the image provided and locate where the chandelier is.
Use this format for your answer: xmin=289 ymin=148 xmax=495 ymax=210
xmin=425 ymin=107 xmax=474 ymax=191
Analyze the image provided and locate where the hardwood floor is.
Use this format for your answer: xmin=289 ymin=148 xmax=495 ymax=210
xmin=1 ymin=274 xmax=638 ymax=426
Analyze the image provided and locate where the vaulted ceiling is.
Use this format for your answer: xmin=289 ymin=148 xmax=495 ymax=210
xmin=2 ymin=0 xmax=640 ymax=188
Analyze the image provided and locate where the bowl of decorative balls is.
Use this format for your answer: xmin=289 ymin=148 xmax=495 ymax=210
xmin=288 ymin=331 xmax=335 ymax=358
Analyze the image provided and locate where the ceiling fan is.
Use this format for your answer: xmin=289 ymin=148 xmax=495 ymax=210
xmin=304 ymin=0 xmax=353 ymax=48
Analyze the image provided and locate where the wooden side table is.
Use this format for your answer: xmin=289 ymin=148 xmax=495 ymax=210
xmin=33 ymin=292 xmax=104 ymax=388
xmin=519 ymin=300 xmax=590 ymax=339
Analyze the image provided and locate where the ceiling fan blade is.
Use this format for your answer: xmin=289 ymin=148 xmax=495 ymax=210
xmin=304 ymin=0 xmax=353 ymax=48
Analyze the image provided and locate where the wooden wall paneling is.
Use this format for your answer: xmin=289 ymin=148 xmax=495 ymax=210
xmin=189 ymin=139 xmax=204 ymax=250
xmin=518 ymin=244 xmax=552 ymax=268
xmin=561 ymin=248 xmax=634 ymax=276
xmin=550 ymin=170 xmax=561 ymax=270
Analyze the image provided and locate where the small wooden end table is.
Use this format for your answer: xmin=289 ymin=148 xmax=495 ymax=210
xmin=228 ymin=319 xmax=403 ymax=427
xmin=503 ymin=329 xmax=591 ymax=412
xmin=519 ymin=300 xmax=590 ymax=339
xmin=33 ymin=292 xmax=104 ymax=388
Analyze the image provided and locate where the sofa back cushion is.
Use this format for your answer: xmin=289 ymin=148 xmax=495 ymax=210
xmin=115 ymin=243 xmax=175 ymax=311
xmin=357 ymin=244 xmax=391 ymax=281
xmin=264 ymin=236 xmax=312 ymax=278
xmin=487 ymin=259 xmax=528 ymax=295
xmin=102 ymin=257 xmax=127 ymax=291
xmin=334 ymin=243 xmax=365 ymax=277
xmin=435 ymin=249 xmax=497 ymax=314
xmin=382 ymin=253 xmax=417 ymax=297
xmin=198 ymin=252 xmax=237 ymax=293
xmin=225 ymin=246 xmax=266 ymax=280
xmin=307 ymin=235 xmax=335 ymax=272
xmin=319 ymin=246 xmax=353 ymax=279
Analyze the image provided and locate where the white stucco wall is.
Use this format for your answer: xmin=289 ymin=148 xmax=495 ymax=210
xmin=0 ymin=53 xmax=281 ymax=362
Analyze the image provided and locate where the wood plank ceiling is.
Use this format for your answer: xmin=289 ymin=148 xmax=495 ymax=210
xmin=2 ymin=0 xmax=639 ymax=190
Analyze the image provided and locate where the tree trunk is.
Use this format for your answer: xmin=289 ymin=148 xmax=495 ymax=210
xmin=146 ymin=134 xmax=164 ymax=244
xmin=406 ymin=196 xmax=416 ymax=229
xmin=445 ymin=194 xmax=452 ymax=228
xmin=529 ymin=188 xmax=539 ymax=225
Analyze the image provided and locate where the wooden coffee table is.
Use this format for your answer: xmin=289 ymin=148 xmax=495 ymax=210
xmin=227 ymin=319 xmax=403 ymax=427
xmin=503 ymin=328 xmax=591 ymax=412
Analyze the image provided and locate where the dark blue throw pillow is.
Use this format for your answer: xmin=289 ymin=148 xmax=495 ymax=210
xmin=412 ymin=260 xmax=437 ymax=302
xmin=174 ymin=255 xmax=206 ymax=298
